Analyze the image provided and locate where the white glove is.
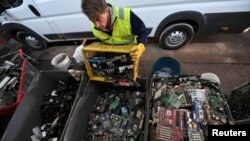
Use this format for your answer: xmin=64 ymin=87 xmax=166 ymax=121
xmin=73 ymin=38 xmax=87 ymax=63
xmin=73 ymin=44 xmax=84 ymax=63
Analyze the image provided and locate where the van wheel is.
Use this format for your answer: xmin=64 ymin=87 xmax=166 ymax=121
xmin=16 ymin=31 xmax=47 ymax=50
xmin=159 ymin=23 xmax=194 ymax=50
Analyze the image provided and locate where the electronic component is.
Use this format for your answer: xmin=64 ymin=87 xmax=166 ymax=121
xmin=0 ymin=76 xmax=10 ymax=89
xmin=155 ymin=108 xmax=187 ymax=141
xmin=31 ymin=78 xmax=79 ymax=140
xmin=154 ymin=84 xmax=167 ymax=100
xmin=87 ymin=53 xmax=139 ymax=86
xmin=151 ymin=75 xmax=229 ymax=141
xmin=87 ymin=56 xmax=106 ymax=70
xmin=93 ymin=96 xmax=108 ymax=112
xmin=109 ymin=114 xmax=128 ymax=136
xmin=187 ymin=89 xmax=207 ymax=104
xmin=84 ymin=90 xmax=146 ymax=140
xmin=100 ymin=112 xmax=112 ymax=131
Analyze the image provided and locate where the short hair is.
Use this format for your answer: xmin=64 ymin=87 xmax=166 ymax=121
xmin=81 ymin=0 xmax=107 ymax=20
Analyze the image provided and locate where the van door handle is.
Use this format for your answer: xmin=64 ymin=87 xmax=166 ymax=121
xmin=28 ymin=5 xmax=41 ymax=17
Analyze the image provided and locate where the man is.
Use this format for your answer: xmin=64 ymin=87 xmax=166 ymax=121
xmin=81 ymin=0 xmax=148 ymax=61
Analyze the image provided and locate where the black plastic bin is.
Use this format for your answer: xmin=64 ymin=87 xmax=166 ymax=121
xmin=1 ymin=70 xmax=89 ymax=141
xmin=63 ymin=78 xmax=149 ymax=141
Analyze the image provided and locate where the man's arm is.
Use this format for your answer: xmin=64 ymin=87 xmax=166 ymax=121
xmin=130 ymin=11 xmax=149 ymax=46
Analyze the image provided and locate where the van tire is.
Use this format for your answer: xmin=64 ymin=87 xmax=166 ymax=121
xmin=159 ymin=23 xmax=194 ymax=50
xmin=16 ymin=31 xmax=47 ymax=50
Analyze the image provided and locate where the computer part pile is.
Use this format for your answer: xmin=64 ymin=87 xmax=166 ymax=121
xmin=150 ymin=75 xmax=233 ymax=141
xmin=30 ymin=78 xmax=79 ymax=141
xmin=84 ymin=90 xmax=146 ymax=141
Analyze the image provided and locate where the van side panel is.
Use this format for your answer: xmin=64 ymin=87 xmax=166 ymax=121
xmin=33 ymin=0 xmax=90 ymax=37
xmin=129 ymin=0 xmax=250 ymax=37
xmin=154 ymin=11 xmax=206 ymax=37
xmin=2 ymin=22 xmax=47 ymax=43
xmin=154 ymin=11 xmax=250 ymax=37
xmin=203 ymin=12 xmax=250 ymax=34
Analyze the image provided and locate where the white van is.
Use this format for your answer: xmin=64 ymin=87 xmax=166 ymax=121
xmin=0 ymin=0 xmax=250 ymax=50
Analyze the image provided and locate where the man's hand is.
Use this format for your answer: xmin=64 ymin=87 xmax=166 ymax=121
xmin=130 ymin=43 xmax=145 ymax=61
xmin=72 ymin=38 xmax=87 ymax=63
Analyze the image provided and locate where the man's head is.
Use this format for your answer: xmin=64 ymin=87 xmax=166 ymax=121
xmin=81 ymin=0 xmax=110 ymax=30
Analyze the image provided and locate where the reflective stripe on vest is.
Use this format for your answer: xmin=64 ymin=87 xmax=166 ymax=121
xmin=92 ymin=5 xmax=136 ymax=45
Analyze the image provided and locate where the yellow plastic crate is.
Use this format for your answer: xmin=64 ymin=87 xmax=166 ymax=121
xmin=82 ymin=42 xmax=139 ymax=82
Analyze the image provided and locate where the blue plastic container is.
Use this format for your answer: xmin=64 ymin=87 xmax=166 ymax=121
xmin=152 ymin=57 xmax=181 ymax=76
